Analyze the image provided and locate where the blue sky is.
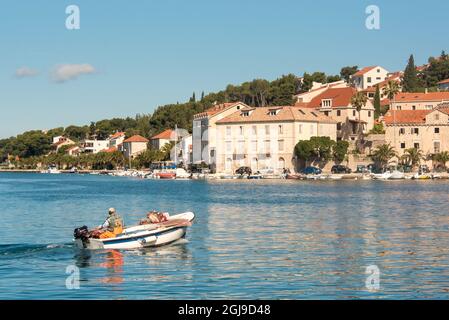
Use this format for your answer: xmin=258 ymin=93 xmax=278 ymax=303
xmin=0 ymin=0 xmax=448 ymax=138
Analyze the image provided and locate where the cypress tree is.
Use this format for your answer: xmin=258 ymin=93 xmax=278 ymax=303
xmin=402 ymin=54 xmax=420 ymax=92
xmin=374 ymin=85 xmax=381 ymax=119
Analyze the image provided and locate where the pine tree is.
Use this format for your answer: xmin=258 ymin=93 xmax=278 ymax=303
xmin=374 ymin=85 xmax=381 ymax=119
xmin=402 ymin=54 xmax=420 ymax=92
xmin=189 ymin=92 xmax=196 ymax=102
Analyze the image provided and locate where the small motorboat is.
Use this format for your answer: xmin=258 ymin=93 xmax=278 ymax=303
xmin=389 ymin=170 xmax=405 ymax=180
xmin=155 ymin=172 xmax=177 ymax=179
xmin=412 ymin=173 xmax=431 ymax=180
xmin=74 ymin=212 xmax=195 ymax=250
xmin=372 ymin=171 xmax=392 ymax=180
xmin=286 ymin=174 xmax=303 ymax=180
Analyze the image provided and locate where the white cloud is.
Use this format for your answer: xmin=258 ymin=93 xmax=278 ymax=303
xmin=51 ymin=64 xmax=96 ymax=83
xmin=15 ymin=66 xmax=39 ymax=78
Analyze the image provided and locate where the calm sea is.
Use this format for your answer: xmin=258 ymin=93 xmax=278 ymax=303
xmin=1 ymin=172 xmax=449 ymax=299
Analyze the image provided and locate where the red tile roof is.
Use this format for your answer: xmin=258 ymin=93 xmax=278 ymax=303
xmin=101 ymin=147 xmax=118 ymax=153
xmin=123 ymin=135 xmax=149 ymax=143
xmin=353 ymin=66 xmax=376 ymax=77
xmin=383 ymin=110 xmax=431 ymax=125
xmin=306 ymin=87 xmax=357 ymax=109
xmin=394 ymin=92 xmax=449 ymax=102
xmin=438 ymin=78 xmax=449 ymax=85
xmin=216 ymin=106 xmax=336 ymax=124
xmin=151 ymin=129 xmax=174 ymax=140
xmin=110 ymin=132 xmax=125 ymax=139
xmin=194 ymin=102 xmax=247 ymax=119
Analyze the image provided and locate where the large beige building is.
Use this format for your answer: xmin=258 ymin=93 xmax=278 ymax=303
xmin=383 ymin=104 xmax=449 ymax=165
xmin=215 ymin=106 xmax=337 ymax=174
xmin=390 ymin=92 xmax=449 ymax=111
xmin=192 ymin=102 xmax=249 ymax=171
xmin=306 ymin=87 xmax=375 ymax=142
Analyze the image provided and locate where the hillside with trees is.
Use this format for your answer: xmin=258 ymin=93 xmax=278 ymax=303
xmin=2 ymin=51 xmax=448 ymax=165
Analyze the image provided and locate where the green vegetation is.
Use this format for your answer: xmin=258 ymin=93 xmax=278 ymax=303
xmin=369 ymin=123 xmax=385 ymax=134
xmin=402 ymin=54 xmax=421 ymax=92
xmin=1 ymin=51 xmax=448 ymax=166
xmin=373 ymin=85 xmax=381 ymax=119
xmin=421 ymin=51 xmax=449 ymax=88
xmin=382 ymin=80 xmax=401 ymax=101
xmin=350 ymin=92 xmax=368 ymax=144
xmin=370 ymin=144 xmax=397 ymax=169
xmin=340 ymin=66 xmax=359 ymax=82
xmin=400 ymin=148 xmax=424 ymax=168
xmin=432 ymin=151 xmax=449 ymax=169
xmin=294 ymin=137 xmax=349 ymax=164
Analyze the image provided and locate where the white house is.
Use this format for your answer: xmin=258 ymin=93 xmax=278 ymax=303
xmin=171 ymin=134 xmax=192 ymax=167
xmin=351 ymin=66 xmax=390 ymax=90
xmin=80 ymin=139 xmax=110 ymax=154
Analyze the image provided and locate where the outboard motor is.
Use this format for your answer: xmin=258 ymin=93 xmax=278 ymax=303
xmin=74 ymin=226 xmax=90 ymax=241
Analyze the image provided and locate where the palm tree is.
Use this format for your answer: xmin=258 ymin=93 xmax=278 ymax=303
xmin=382 ymin=80 xmax=400 ymax=103
xmin=351 ymin=91 xmax=368 ymax=149
xmin=433 ymin=151 xmax=449 ymax=170
xmin=401 ymin=148 xmax=424 ymax=169
xmin=371 ymin=144 xmax=397 ymax=170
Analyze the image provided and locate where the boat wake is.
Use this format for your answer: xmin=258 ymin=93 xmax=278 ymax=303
xmin=0 ymin=243 xmax=73 ymax=257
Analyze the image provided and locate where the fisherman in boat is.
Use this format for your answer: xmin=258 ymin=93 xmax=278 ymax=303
xmin=97 ymin=208 xmax=124 ymax=239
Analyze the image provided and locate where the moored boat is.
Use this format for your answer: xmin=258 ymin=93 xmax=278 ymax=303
xmin=156 ymin=172 xmax=177 ymax=179
xmin=389 ymin=170 xmax=405 ymax=180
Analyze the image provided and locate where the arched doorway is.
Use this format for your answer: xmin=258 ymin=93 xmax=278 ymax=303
xmin=251 ymin=157 xmax=258 ymax=172
xmin=225 ymin=158 xmax=232 ymax=173
xmin=278 ymin=157 xmax=285 ymax=171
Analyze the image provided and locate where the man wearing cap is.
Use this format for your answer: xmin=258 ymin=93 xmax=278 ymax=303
xmin=98 ymin=208 xmax=124 ymax=239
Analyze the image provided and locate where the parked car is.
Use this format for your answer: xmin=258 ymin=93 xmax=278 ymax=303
xmin=331 ymin=165 xmax=352 ymax=174
xmin=301 ymin=166 xmax=322 ymax=175
xmin=235 ymin=166 xmax=252 ymax=175
xmin=419 ymin=165 xmax=430 ymax=173
xmin=356 ymin=164 xmax=371 ymax=173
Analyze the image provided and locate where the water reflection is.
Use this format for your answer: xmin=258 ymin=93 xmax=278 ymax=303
xmin=99 ymin=250 xmax=124 ymax=285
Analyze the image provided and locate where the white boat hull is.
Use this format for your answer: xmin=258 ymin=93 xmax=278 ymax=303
xmin=75 ymin=212 xmax=194 ymax=250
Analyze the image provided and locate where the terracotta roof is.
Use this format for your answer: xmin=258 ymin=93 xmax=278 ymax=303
xmin=67 ymin=146 xmax=79 ymax=151
xmin=381 ymin=98 xmax=391 ymax=106
xmin=123 ymin=135 xmax=149 ymax=143
xmin=353 ymin=66 xmax=377 ymax=77
xmin=151 ymin=129 xmax=174 ymax=140
xmin=294 ymin=101 xmax=309 ymax=108
xmin=438 ymin=78 xmax=449 ymax=85
xmin=217 ymin=106 xmax=336 ymax=124
xmin=110 ymin=132 xmax=125 ymax=139
xmin=394 ymin=92 xmax=449 ymax=102
xmin=101 ymin=147 xmax=118 ymax=153
xmin=383 ymin=110 xmax=431 ymax=125
xmin=194 ymin=102 xmax=247 ymax=119
xmin=436 ymin=102 xmax=449 ymax=115
xmin=306 ymin=87 xmax=357 ymax=109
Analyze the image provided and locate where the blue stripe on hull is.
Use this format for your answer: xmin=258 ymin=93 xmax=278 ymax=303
xmin=99 ymin=227 xmax=185 ymax=245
